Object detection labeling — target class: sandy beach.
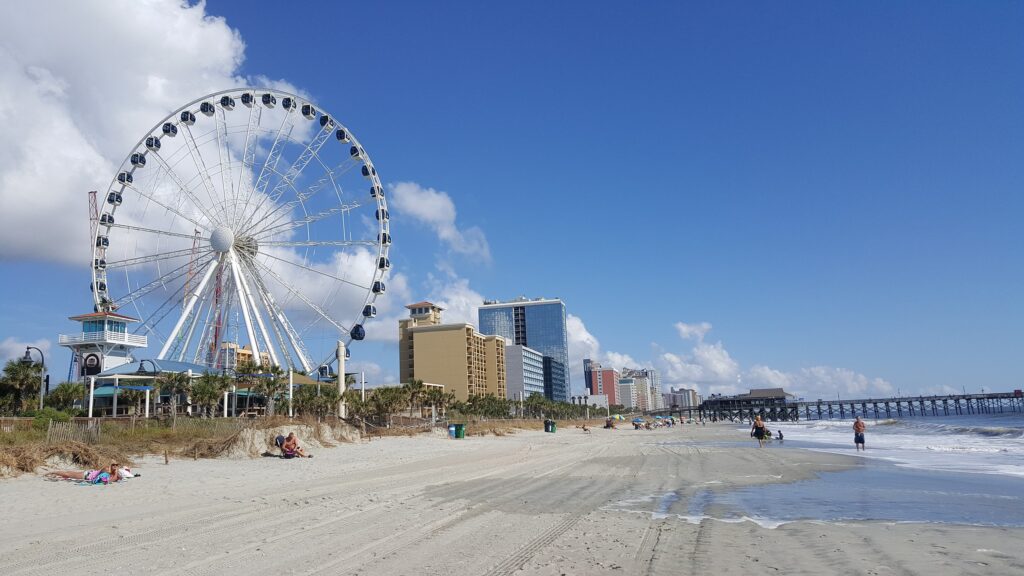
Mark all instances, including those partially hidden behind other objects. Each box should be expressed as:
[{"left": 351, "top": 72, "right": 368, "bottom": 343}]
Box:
[{"left": 1, "top": 423, "right": 1021, "bottom": 576}]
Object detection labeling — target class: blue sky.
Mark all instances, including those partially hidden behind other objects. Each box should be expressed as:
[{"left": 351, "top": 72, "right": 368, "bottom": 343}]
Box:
[{"left": 0, "top": 1, "right": 1021, "bottom": 399}]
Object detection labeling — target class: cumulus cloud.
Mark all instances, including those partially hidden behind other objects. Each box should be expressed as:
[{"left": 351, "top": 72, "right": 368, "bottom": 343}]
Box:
[
  {"left": 745, "top": 364, "right": 894, "bottom": 401},
  {"left": 0, "top": 0, "right": 264, "bottom": 265},
  {"left": 566, "top": 314, "right": 636, "bottom": 395},
  {"left": 345, "top": 359, "right": 398, "bottom": 386},
  {"left": 389, "top": 182, "right": 491, "bottom": 261},
  {"left": 675, "top": 321, "right": 712, "bottom": 342},
  {"left": 0, "top": 337, "right": 52, "bottom": 363},
  {"left": 426, "top": 274, "right": 487, "bottom": 326},
  {"left": 657, "top": 321, "right": 893, "bottom": 401}
]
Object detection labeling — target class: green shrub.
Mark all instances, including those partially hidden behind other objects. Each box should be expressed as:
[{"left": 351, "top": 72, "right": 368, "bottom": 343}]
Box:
[{"left": 29, "top": 407, "right": 72, "bottom": 431}]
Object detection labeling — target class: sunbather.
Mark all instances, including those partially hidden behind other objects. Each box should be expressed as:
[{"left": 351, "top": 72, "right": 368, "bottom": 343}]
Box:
[
  {"left": 277, "top": 432, "right": 311, "bottom": 458},
  {"left": 46, "top": 462, "right": 123, "bottom": 484}
]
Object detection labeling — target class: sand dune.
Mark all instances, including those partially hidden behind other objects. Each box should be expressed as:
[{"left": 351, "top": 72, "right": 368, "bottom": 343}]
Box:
[{"left": 0, "top": 423, "right": 1020, "bottom": 575}]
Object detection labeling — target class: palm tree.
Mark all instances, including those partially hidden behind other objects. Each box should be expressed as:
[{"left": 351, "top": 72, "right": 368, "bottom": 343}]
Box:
[
  {"left": 342, "top": 388, "right": 370, "bottom": 434},
  {"left": 421, "top": 387, "right": 445, "bottom": 421},
  {"left": 255, "top": 365, "right": 287, "bottom": 417},
  {"left": 402, "top": 380, "right": 425, "bottom": 417},
  {"left": 234, "top": 359, "right": 260, "bottom": 414},
  {"left": 45, "top": 381, "right": 85, "bottom": 412},
  {"left": 1, "top": 359, "right": 42, "bottom": 413},
  {"left": 190, "top": 372, "right": 228, "bottom": 417},
  {"left": 369, "top": 387, "right": 406, "bottom": 427},
  {"left": 157, "top": 371, "right": 192, "bottom": 422}
]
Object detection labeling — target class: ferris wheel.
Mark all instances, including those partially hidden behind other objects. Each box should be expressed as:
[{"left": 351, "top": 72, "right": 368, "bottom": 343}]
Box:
[{"left": 91, "top": 88, "right": 391, "bottom": 373}]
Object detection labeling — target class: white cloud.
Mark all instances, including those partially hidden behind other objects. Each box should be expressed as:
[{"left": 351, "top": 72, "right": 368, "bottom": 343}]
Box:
[
  {"left": 656, "top": 340, "right": 740, "bottom": 390},
  {"left": 675, "top": 321, "right": 712, "bottom": 341},
  {"left": 427, "top": 274, "right": 486, "bottom": 326},
  {"left": 0, "top": 0, "right": 255, "bottom": 265},
  {"left": 389, "top": 182, "right": 491, "bottom": 261},
  {"left": 345, "top": 360, "right": 397, "bottom": 386},
  {"left": 745, "top": 365, "right": 894, "bottom": 401},
  {"left": 0, "top": 337, "right": 52, "bottom": 364},
  {"left": 566, "top": 314, "right": 636, "bottom": 395},
  {"left": 657, "top": 321, "right": 893, "bottom": 401}
]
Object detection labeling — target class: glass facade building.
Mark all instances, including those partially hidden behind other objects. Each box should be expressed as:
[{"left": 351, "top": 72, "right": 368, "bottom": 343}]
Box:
[
  {"left": 479, "top": 298, "right": 570, "bottom": 401},
  {"left": 543, "top": 356, "right": 568, "bottom": 403}
]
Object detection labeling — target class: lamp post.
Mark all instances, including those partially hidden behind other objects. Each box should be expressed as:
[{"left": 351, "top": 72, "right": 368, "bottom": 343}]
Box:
[
  {"left": 21, "top": 347, "right": 45, "bottom": 411},
  {"left": 584, "top": 395, "right": 590, "bottom": 420},
  {"left": 135, "top": 359, "right": 159, "bottom": 418}
]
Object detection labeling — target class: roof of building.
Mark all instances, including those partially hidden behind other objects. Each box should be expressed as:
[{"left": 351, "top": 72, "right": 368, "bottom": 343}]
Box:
[
  {"left": 68, "top": 311, "right": 139, "bottom": 322},
  {"left": 479, "top": 297, "right": 564, "bottom": 308},
  {"left": 94, "top": 359, "right": 212, "bottom": 378},
  {"left": 742, "top": 388, "right": 792, "bottom": 399},
  {"left": 406, "top": 301, "right": 442, "bottom": 310}
]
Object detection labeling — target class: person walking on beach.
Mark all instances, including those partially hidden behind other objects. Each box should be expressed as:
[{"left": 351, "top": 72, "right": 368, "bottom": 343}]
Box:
[
  {"left": 853, "top": 417, "right": 866, "bottom": 451},
  {"left": 751, "top": 416, "right": 767, "bottom": 447}
]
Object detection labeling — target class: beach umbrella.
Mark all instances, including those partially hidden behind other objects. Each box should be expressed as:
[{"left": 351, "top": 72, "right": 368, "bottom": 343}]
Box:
[
  {"left": 654, "top": 415, "right": 663, "bottom": 419},
  {"left": 632, "top": 417, "right": 645, "bottom": 423}
]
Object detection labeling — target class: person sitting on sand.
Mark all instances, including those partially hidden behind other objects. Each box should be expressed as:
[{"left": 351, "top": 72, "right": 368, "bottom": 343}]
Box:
[
  {"left": 279, "top": 432, "right": 311, "bottom": 458},
  {"left": 46, "top": 462, "right": 123, "bottom": 484}
]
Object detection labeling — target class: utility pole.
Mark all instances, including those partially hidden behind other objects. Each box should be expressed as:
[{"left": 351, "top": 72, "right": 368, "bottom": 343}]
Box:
[{"left": 337, "top": 340, "right": 347, "bottom": 418}]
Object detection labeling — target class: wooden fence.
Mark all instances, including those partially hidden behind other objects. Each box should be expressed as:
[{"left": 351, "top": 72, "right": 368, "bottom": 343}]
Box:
[
  {"left": 43, "top": 418, "right": 251, "bottom": 444},
  {"left": 46, "top": 420, "right": 102, "bottom": 444},
  {"left": 0, "top": 417, "right": 34, "bottom": 433}
]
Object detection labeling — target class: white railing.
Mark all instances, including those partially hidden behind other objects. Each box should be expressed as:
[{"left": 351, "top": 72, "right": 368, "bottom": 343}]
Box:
[{"left": 58, "top": 331, "right": 148, "bottom": 347}]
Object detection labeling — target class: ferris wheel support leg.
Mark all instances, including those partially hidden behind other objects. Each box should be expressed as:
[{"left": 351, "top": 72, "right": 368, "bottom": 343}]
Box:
[
  {"left": 237, "top": 265, "right": 281, "bottom": 368},
  {"left": 228, "top": 250, "right": 264, "bottom": 366},
  {"left": 159, "top": 259, "right": 220, "bottom": 360}
]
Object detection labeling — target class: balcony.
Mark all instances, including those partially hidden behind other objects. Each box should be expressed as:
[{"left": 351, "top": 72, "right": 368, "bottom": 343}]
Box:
[{"left": 58, "top": 331, "right": 148, "bottom": 348}]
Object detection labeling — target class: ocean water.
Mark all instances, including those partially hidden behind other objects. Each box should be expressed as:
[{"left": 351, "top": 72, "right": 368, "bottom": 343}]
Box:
[
  {"left": 623, "top": 414, "right": 1024, "bottom": 527},
  {"left": 762, "top": 413, "right": 1024, "bottom": 478}
]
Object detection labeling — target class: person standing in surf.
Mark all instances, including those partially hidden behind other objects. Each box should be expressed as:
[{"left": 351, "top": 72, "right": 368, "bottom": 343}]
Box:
[
  {"left": 853, "top": 417, "right": 866, "bottom": 451},
  {"left": 751, "top": 415, "right": 767, "bottom": 447}
]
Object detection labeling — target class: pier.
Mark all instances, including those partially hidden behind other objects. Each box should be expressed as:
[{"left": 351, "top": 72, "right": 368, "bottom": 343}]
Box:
[{"left": 652, "top": 391, "right": 1024, "bottom": 422}]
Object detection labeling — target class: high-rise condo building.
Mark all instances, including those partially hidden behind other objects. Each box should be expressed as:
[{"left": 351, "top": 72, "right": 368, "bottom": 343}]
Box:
[
  {"left": 621, "top": 367, "right": 662, "bottom": 411},
  {"left": 398, "top": 301, "right": 506, "bottom": 401},
  {"left": 479, "top": 297, "right": 570, "bottom": 401},
  {"left": 583, "top": 359, "right": 620, "bottom": 406},
  {"left": 542, "top": 356, "right": 568, "bottom": 402},
  {"left": 662, "top": 387, "right": 701, "bottom": 408},
  {"left": 505, "top": 344, "right": 545, "bottom": 400},
  {"left": 617, "top": 378, "right": 638, "bottom": 409}
]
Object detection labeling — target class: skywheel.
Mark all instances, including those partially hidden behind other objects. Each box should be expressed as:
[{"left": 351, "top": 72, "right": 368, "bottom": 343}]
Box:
[{"left": 90, "top": 89, "right": 391, "bottom": 373}]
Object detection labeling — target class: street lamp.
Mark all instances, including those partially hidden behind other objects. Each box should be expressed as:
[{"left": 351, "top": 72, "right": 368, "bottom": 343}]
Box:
[
  {"left": 135, "top": 359, "right": 158, "bottom": 375},
  {"left": 21, "top": 347, "right": 45, "bottom": 410}
]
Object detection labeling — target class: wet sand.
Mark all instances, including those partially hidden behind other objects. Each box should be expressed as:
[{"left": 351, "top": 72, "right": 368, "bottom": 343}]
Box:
[{"left": 1, "top": 423, "right": 1021, "bottom": 575}]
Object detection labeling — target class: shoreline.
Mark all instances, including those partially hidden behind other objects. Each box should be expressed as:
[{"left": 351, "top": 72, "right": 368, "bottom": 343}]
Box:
[{"left": 2, "top": 422, "right": 1021, "bottom": 575}]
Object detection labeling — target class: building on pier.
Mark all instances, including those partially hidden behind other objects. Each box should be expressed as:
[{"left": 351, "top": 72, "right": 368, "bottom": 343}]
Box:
[{"left": 700, "top": 388, "right": 797, "bottom": 421}]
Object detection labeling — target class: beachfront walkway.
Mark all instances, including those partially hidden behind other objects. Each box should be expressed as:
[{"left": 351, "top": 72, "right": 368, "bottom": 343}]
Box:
[{"left": 1, "top": 424, "right": 1019, "bottom": 575}]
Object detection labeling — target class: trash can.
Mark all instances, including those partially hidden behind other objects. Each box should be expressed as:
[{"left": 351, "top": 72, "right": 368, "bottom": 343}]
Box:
[
  {"left": 454, "top": 423, "right": 466, "bottom": 439},
  {"left": 448, "top": 424, "right": 457, "bottom": 438},
  {"left": 550, "top": 421, "right": 557, "bottom": 433},
  {"left": 543, "top": 420, "right": 551, "bottom": 433}
]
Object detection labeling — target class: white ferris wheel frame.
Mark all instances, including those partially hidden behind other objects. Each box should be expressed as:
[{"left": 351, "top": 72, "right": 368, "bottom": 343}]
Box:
[{"left": 90, "top": 88, "right": 391, "bottom": 374}]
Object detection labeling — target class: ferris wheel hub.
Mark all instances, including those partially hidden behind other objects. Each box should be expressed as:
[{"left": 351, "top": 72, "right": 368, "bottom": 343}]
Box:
[{"left": 210, "top": 226, "right": 235, "bottom": 253}]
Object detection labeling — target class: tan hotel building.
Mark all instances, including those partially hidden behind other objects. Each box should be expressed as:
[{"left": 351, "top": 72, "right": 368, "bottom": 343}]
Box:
[{"left": 399, "top": 302, "right": 506, "bottom": 401}]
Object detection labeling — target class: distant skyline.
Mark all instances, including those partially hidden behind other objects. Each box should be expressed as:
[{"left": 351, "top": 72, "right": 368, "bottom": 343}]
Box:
[{"left": 0, "top": 1, "right": 1021, "bottom": 400}]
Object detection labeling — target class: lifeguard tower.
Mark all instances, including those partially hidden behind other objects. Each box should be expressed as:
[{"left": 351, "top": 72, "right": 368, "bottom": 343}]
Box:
[{"left": 58, "top": 311, "right": 148, "bottom": 381}]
